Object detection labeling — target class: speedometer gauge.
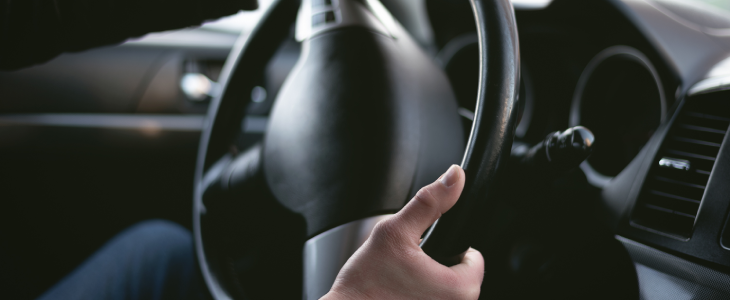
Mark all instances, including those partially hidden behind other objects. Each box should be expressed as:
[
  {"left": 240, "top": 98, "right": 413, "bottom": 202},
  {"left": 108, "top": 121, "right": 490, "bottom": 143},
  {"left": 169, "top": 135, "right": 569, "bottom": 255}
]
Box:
[
  {"left": 437, "top": 33, "right": 534, "bottom": 140},
  {"left": 571, "top": 46, "right": 666, "bottom": 186}
]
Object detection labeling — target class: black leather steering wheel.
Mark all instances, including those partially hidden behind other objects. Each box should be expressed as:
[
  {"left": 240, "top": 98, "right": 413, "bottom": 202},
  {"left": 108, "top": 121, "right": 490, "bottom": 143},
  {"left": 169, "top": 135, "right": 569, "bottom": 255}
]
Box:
[{"left": 193, "top": 0, "right": 519, "bottom": 298}]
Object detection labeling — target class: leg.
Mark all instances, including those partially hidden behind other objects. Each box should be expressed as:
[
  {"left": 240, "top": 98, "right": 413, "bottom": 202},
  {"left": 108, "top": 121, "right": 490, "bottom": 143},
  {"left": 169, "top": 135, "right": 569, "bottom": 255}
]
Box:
[{"left": 37, "top": 220, "right": 209, "bottom": 300}]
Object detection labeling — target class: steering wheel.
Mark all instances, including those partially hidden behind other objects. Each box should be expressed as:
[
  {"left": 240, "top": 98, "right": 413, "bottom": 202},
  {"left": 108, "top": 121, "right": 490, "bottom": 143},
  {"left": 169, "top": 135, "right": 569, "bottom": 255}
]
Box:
[{"left": 193, "top": 0, "right": 519, "bottom": 299}]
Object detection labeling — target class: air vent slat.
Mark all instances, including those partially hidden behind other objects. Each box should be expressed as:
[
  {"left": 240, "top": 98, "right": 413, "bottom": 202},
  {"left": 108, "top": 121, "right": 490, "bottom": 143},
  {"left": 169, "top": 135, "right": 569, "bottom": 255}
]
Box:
[
  {"left": 665, "top": 140, "right": 720, "bottom": 158},
  {"left": 644, "top": 203, "right": 672, "bottom": 213},
  {"left": 634, "top": 204, "right": 695, "bottom": 238},
  {"left": 664, "top": 149, "right": 716, "bottom": 161},
  {"left": 673, "top": 211, "right": 697, "bottom": 218},
  {"left": 648, "top": 190, "right": 701, "bottom": 204},
  {"left": 654, "top": 171, "right": 708, "bottom": 188},
  {"left": 674, "top": 127, "right": 725, "bottom": 144},
  {"left": 653, "top": 176, "right": 706, "bottom": 189},
  {"left": 643, "top": 193, "right": 699, "bottom": 217},
  {"left": 685, "top": 111, "right": 730, "bottom": 122},
  {"left": 677, "top": 124, "right": 727, "bottom": 134},
  {"left": 648, "top": 178, "right": 705, "bottom": 200},
  {"left": 678, "top": 115, "right": 730, "bottom": 131},
  {"left": 632, "top": 93, "right": 729, "bottom": 239},
  {"left": 671, "top": 136, "right": 722, "bottom": 147}
]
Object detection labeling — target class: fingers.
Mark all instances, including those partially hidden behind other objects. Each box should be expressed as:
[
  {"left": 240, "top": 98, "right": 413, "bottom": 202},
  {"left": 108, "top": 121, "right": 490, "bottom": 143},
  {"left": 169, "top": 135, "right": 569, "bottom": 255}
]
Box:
[
  {"left": 451, "top": 248, "right": 484, "bottom": 278},
  {"left": 450, "top": 248, "right": 485, "bottom": 299},
  {"left": 389, "top": 165, "right": 465, "bottom": 241}
]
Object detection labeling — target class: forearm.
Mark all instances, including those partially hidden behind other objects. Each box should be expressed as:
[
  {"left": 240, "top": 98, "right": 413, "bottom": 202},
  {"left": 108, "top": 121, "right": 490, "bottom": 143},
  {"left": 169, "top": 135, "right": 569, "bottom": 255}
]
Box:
[{"left": 0, "top": 0, "right": 257, "bottom": 70}]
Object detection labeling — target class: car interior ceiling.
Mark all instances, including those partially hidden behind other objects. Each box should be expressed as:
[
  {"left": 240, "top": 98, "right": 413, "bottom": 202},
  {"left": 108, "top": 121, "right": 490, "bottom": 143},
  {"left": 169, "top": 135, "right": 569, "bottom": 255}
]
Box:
[{"left": 2, "top": 0, "right": 730, "bottom": 299}]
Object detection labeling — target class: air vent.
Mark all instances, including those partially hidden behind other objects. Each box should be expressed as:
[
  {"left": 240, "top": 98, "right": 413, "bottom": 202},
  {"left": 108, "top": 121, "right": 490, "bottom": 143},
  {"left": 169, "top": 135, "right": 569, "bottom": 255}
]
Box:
[{"left": 632, "top": 92, "right": 730, "bottom": 239}]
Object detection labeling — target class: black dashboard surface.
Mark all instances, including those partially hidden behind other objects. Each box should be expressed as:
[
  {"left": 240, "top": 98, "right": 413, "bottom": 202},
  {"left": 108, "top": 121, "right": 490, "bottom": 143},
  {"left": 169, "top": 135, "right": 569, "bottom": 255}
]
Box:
[{"left": 429, "top": 0, "right": 730, "bottom": 298}]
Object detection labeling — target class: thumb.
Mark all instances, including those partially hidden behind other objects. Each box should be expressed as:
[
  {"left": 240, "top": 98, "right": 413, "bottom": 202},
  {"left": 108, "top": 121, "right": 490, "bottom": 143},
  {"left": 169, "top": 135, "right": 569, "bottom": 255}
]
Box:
[{"left": 388, "top": 165, "right": 465, "bottom": 242}]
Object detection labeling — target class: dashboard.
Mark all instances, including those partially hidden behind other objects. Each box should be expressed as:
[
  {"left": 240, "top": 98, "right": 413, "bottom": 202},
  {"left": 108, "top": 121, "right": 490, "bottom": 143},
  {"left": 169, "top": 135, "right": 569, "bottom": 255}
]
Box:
[
  {"left": 2, "top": 0, "right": 730, "bottom": 299},
  {"left": 403, "top": 0, "right": 730, "bottom": 298},
  {"left": 512, "top": 0, "right": 730, "bottom": 298}
]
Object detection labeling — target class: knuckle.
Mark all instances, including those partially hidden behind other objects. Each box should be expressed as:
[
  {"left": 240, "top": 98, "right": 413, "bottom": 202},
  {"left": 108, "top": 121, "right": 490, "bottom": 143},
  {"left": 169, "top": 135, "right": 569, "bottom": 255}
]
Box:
[
  {"left": 370, "top": 219, "right": 403, "bottom": 246},
  {"left": 413, "top": 186, "right": 439, "bottom": 212},
  {"left": 371, "top": 219, "right": 392, "bottom": 236}
]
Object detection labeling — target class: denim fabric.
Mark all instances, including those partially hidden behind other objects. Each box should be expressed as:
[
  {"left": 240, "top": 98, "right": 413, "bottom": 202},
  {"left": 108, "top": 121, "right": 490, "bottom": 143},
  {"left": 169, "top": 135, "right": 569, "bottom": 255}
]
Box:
[{"left": 37, "top": 220, "right": 209, "bottom": 300}]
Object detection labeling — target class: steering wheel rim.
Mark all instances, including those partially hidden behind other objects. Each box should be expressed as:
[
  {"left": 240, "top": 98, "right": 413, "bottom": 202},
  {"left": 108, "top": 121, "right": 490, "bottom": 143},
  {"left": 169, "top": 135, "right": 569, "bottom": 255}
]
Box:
[
  {"left": 420, "top": 0, "right": 520, "bottom": 264},
  {"left": 194, "top": 0, "right": 520, "bottom": 298},
  {"left": 193, "top": 2, "right": 301, "bottom": 299}
]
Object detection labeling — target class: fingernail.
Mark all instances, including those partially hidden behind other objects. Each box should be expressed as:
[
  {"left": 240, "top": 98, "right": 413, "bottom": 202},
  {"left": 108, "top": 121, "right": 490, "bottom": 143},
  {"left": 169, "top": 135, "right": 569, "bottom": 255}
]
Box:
[{"left": 440, "top": 165, "right": 460, "bottom": 187}]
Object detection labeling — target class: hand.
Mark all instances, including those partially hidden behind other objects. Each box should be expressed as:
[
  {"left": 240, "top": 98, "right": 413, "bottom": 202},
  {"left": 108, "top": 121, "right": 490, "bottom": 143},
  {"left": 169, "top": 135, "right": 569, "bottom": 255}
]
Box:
[{"left": 321, "top": 165, "right": 484, "bottom": 300}]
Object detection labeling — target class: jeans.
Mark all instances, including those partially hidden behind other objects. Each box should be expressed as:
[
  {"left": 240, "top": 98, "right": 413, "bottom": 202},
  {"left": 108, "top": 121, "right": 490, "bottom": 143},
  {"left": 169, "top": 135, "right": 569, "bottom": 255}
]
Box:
[{"left": 37, "top": 220, "right": 209, "bottom": 300}]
